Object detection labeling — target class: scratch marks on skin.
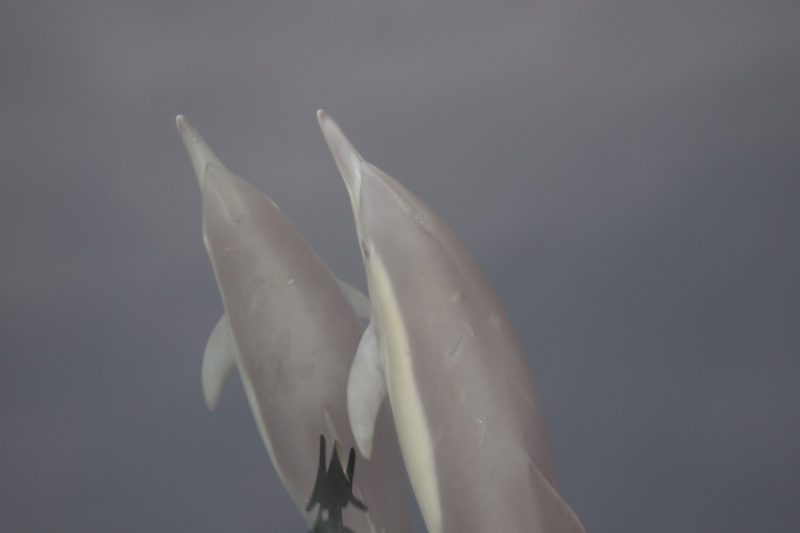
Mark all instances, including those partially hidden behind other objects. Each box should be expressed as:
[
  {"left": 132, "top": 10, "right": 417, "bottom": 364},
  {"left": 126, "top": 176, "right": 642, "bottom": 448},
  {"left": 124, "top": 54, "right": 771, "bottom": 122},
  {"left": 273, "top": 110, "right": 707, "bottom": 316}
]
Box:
[
  {"left": 410, "top": 208, "right": 431, "bottom": 232},
  {"left": 444, "top": 321, "right": 475, "bottom": 361},
  {"left": 446, "top": 334, "right": 464, "bottom": 359}
]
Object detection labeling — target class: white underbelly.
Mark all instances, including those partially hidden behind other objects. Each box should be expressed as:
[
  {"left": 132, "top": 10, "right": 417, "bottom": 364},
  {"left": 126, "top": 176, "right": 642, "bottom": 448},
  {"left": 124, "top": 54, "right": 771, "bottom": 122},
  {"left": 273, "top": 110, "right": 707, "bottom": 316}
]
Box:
[{"left": 370, "top": 254, "right": 443, "bottom": 533}]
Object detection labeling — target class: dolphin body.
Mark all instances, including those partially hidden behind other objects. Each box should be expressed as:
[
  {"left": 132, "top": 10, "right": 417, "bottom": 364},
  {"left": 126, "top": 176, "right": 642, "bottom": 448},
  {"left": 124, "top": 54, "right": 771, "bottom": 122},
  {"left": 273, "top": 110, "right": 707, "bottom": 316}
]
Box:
[
  {"left": 317, "top": 111, "right": 586, "bottom": 533},
  {"left": 176, "top": 116, "right": 409, "bottom": 532}
]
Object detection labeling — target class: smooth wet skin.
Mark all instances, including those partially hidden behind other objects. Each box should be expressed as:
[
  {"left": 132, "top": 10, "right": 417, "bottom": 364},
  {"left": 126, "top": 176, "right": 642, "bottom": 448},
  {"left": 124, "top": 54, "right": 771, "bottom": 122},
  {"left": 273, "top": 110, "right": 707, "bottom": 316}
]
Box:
[
  {"left": 318, "top": 110, "right": 586, "bottom": 533},
  {"left": 177, "top": 116, "right": 409, "bottom": 532}
]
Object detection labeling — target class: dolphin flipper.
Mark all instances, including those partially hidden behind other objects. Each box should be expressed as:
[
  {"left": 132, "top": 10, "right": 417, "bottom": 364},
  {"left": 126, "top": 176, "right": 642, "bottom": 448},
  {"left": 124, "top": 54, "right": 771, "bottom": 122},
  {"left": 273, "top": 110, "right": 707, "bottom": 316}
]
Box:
[
  {"left": 346, "top": 320, "right": 386, "bottom": 459},
  {"left": 336, "top": 279, "right": 371, "bottom": 323},
  {"left": 202, "top": 314, "right": 237, "bottom": 411}
]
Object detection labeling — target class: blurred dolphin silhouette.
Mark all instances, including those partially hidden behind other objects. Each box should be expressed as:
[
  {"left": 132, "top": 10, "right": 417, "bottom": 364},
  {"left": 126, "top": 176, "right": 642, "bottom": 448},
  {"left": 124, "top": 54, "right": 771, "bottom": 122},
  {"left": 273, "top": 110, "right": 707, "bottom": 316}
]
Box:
[
  {"left": 176, "top": 115, "right": 408, "bottom": 532},
  {"left": 317, "top": 110, "right": 585, "bottom": 533}
]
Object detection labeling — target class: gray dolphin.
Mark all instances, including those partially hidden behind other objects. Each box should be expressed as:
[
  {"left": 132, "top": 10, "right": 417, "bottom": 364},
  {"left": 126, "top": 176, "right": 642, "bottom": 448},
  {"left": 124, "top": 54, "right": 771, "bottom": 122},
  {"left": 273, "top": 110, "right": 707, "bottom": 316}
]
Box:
[
  {"left": 176, "top": 116, "right": 409, "bottom": 532},
  {"left": 317, "top": 110, "right": 586, "bottom": 533}
]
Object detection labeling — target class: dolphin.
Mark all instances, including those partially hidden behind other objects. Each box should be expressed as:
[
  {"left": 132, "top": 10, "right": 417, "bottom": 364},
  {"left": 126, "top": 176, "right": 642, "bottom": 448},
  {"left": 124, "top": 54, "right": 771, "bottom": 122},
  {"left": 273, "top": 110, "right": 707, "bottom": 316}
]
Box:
[
  {"left": 176, "top": 115, "right": 409, "bottom": 532},
  {"left": 317, "top": 110, "right": 586, "bottom": 533}
]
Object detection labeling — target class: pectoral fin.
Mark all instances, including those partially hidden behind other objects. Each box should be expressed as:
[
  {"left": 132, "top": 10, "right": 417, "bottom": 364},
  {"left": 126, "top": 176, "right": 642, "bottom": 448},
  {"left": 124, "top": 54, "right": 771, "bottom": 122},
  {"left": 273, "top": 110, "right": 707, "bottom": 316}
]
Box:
[
  {"left": 202, "top": 314, "right": 237, "bottom": 411},
  {"left": 336, "top": 278, "right": 371, "bottom": 323},
  {"left": 347, "top": 319, "right": 386, "bottom": 459}
]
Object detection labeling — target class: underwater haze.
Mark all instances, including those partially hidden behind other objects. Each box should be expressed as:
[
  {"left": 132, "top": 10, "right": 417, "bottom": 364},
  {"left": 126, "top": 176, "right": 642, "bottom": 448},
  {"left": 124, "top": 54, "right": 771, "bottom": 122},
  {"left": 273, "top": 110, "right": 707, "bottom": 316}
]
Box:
[{"left": 1, "top": 1, "right": 799, "bottom": 531}]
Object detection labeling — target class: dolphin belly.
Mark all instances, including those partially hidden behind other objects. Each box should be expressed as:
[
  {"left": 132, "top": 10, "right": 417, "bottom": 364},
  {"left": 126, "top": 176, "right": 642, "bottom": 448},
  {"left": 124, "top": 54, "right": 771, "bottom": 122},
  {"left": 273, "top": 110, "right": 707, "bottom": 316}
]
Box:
[{"left": 370, "top": 253, "right": 443, "bottom": 533}]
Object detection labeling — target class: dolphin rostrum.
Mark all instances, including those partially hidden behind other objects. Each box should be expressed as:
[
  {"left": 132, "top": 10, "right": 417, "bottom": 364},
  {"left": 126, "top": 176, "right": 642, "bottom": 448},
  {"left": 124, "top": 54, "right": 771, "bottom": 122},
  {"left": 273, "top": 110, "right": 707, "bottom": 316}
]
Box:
[
  {"left": 317, "top": 110, "right": 586, "bottom": 533},
  {"left": 176, "top": 115, "right": 409, "bottom": 532}
]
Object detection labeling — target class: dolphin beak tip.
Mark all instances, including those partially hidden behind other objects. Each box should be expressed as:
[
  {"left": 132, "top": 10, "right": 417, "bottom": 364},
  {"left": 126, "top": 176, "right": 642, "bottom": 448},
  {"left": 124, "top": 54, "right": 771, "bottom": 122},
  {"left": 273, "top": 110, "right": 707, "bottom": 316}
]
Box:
[
  {"left": 316, "top": 109, "right": 343, "bottom": 148},
  {"left": 175, "top": 114, "right": 192, "bottom": 140},
  {"left": 315, "top": 110, "right": 364, "bottom": 197}
]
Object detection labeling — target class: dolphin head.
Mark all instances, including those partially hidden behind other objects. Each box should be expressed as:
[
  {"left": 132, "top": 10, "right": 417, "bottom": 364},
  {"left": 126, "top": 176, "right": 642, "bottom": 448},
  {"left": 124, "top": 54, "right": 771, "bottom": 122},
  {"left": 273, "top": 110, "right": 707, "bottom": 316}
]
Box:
[
  {"left": 316, "top": 110, "right": 443, "bottom": 278},
  {"left": 315, "top": 110, "right": 364, "bottom": 217},
  {"left": 177, "top": 114, "right": 283, "bottom": 225},
  {"left": 176, "top": 115, "right": 224, "bottom": 190}
]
